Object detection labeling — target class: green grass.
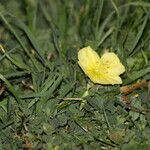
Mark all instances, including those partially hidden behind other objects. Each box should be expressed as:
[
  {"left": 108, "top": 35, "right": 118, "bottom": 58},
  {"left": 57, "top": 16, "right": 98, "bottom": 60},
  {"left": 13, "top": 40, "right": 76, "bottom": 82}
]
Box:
[{"left": 0, "top": 0, "right": 150, "bottom": 149}]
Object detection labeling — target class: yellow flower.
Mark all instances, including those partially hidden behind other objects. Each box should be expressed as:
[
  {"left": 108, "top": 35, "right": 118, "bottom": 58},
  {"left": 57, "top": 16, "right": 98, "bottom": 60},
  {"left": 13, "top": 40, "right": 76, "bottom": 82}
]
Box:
[{"left": 78, "top": 46, "right": 125, "bottom": 85}]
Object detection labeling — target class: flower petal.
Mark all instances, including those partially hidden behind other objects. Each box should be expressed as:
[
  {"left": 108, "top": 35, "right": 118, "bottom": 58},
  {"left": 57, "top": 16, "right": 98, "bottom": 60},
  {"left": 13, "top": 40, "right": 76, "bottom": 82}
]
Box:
[
  {"left": 100, "top": 52, "right": 125, "bottom": 75},
  {"left": 78, "top": 46, "right": 101, "bottom": 77},
  {"left": 78, "top": 46, "right": 101, "bottom": 69}
]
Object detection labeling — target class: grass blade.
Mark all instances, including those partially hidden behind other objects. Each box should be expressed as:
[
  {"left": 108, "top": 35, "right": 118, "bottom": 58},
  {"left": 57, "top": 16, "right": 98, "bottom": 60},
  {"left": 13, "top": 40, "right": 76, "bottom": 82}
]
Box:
[
  {"left": 129, "top": 14, "right": 148, "bottom": 55},
  {"left": 0, "top": 13, "right": 40, "bottom": 71},
  {"left": 123, "top": 67, "right": 150, "bottom": 84},
  {"left": 0, "top": 74, "right": 21, "bottom": 104}
]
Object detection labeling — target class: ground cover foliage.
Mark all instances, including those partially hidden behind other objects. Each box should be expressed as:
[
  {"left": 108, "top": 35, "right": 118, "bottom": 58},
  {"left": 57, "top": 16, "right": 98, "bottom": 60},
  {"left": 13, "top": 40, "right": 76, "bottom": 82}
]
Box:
[{"left": 0, "top": 0, "right": 150, "bottom": 149}]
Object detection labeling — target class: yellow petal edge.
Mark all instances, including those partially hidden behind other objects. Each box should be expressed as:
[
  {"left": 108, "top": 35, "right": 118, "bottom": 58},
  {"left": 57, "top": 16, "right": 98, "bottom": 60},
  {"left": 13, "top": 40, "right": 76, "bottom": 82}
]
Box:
[{"left": 78, "top": 46, "right": 125, "bottom": 85}]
